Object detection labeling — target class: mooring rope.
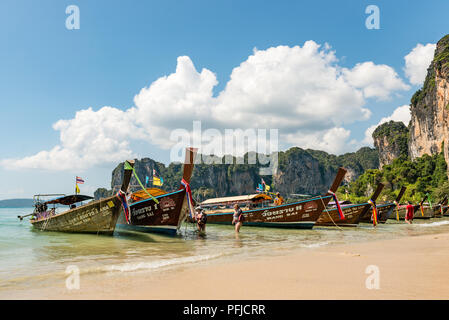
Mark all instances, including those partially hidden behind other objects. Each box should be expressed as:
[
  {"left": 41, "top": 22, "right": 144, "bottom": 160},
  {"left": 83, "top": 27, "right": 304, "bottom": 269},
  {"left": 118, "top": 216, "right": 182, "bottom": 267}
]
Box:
[{"left": 319, "top": 196, "right": 343, "bottom": 231}]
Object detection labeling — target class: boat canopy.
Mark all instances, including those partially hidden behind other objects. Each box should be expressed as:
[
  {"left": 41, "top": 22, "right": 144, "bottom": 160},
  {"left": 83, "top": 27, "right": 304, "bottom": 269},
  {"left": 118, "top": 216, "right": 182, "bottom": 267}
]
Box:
[
  {"left": 201, "top": 194, "right": 272, "bottom": 207},
  {"left": 328, "top": 200, "right": 352, "bottom": 206},
  {"left": 44, "top": 194, "right": 93, "bottom": 205},
  {"left": 130, "top": 188, "right": 168, "bottom": 202}
]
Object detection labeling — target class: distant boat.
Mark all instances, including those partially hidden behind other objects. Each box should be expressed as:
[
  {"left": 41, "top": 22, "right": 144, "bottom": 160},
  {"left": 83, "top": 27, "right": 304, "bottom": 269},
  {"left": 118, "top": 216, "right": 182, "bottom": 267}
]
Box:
[
  {"left": 359, "top": 186, "right": 407, "bottom": 224},
  {"left": 316, "top": 183, "right": 386, "bottom": 227},
  {"left": 199, "top": 168, "right": 347, "bottom": 229},
  {"left": 116, "top": 147, "right": 197, "bottom": 236},
  {"left": 388, "top": 195, "right": 439, "bottom": 221},
  {"left": 21, "top": 161, "right": 135, "bottom": 234}
]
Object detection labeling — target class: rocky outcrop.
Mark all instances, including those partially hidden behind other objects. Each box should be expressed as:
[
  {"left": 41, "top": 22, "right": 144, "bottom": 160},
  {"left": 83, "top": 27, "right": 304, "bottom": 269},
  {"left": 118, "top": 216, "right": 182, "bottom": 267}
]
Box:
[
  {"left": 372, "top": 120, "right": 409, "bottom": 168},
  {"left": 409, "top": 35, "right": 449, "bottom": 170},
  {"left": 96, "top": 147, "right": 379, "bottom": 201}
]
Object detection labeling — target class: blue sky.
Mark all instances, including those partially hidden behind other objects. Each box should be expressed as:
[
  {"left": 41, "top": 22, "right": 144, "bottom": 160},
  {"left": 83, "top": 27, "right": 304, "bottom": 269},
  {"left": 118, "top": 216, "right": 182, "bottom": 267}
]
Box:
[{"left": 0, "top": 0, "right": 448, "bottom": 199}]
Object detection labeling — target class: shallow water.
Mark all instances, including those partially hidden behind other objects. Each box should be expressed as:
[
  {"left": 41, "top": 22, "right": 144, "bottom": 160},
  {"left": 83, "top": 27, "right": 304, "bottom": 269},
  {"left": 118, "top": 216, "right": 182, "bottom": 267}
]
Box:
[{"left": 2, "top": 207, "right": 449, "bottom": 293}]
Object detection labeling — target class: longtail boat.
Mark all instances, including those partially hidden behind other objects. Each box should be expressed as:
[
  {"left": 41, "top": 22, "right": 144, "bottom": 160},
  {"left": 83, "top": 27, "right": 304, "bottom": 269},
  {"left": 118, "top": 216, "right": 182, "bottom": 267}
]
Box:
[
  {"left": 416, "top": 198, "right": 435, "bottom": 219},
  {"left": 432, "top": 196, "right": 447, "bottom": 218},
  {"left": 116, "top": 147, "right": 197, "bottom": 236},
  {"left": 360, "top": 186, "right": 406, "bottom": 224},
  {"left": 200, "top": 168, "right": 347, "bottom": 229},
  {"left": 316, "top": 183, "right": 384, "bottom": 227},
  {"left": 21, "top": 161, "right": 135, "bottom": 234},
  {"left": 441, "top": 197, "right": 449, "bottom": 216},
  {"left": 392, "top": 197, "right": 433, "bottom": 220}
]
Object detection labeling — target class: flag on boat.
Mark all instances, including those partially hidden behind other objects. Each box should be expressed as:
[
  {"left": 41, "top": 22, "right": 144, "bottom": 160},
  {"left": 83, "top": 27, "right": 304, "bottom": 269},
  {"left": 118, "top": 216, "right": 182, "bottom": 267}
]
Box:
[
  {"left": 75, "top": 184, "right": 80, "bottom": 194},
  {"left": 76, "top": 176, "right": 85, "bottom": 184},
  {"left": 256, "top": 184, "right": 263, "bottom": 192},
  {"left": 153, "top": 169, "right": 164, "bottom": 186},
  {"left": 264, "top": 184, "right": 271, "bottom": 192}
]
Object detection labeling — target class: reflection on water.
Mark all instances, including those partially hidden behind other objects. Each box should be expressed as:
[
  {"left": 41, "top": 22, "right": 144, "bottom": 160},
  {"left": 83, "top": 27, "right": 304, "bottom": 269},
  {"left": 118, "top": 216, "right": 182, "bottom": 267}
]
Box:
[{"left": 2, "top": 208, "right": 449, "bottom": 292}]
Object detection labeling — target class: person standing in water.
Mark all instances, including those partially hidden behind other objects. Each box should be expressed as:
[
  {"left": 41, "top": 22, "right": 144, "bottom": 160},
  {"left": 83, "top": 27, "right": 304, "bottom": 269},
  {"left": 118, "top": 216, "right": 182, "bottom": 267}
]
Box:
[
  {"left": 232, "top": 204, "right": 244, "bottom": 233},
  {"left": 405, "top": 201, "right": 414, "bottom": 224},
  {"left": 195, "top": 207, "right": 207, "bottom": 233}
]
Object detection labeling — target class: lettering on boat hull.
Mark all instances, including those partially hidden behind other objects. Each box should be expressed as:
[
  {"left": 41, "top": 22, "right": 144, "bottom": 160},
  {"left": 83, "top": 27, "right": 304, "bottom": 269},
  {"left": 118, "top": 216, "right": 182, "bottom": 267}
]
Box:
[{"left": 31, "top": 197, "right": 122, "bottom": 234}]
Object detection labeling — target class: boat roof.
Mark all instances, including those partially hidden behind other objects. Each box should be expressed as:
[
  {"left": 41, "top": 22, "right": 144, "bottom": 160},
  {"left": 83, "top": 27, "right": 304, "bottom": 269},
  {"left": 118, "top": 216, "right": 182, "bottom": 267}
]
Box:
[
  {"left": 201, "top": 194, "right": 272, "bottom": 206},
  {"left": 329, "top": 200, "right": 352, "bottom": 205},
  {"left": 130, "top": 188, "right": 168, "bottom": 201},
  {"left": 44, "top": 194, "right": 93, "bottom": 205}
]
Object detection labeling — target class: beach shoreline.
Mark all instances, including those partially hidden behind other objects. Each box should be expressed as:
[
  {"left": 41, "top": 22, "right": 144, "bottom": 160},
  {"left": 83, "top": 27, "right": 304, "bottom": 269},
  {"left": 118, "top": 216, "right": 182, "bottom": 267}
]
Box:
[{"left": 5, "top": 230, "right": 449, "bottom": 300}]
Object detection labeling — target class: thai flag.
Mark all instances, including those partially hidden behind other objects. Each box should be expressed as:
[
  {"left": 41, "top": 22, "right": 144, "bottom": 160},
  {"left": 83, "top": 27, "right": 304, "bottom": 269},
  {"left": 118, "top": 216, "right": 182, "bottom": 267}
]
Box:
[{"left": 76, "top": 177, "right": 85, "bottom": 184}]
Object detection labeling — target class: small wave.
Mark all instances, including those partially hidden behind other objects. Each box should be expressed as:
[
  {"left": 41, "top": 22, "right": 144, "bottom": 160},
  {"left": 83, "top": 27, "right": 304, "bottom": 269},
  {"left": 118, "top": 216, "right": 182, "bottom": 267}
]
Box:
[
  {"left": 104, "top": 253, "right": 224, "bottom": 273},
  {"left": 301, "top": 241, "right": 329, "bottom": 248},
  {"left": 415, "top": 221, "right": 449, "bottom": 228}
]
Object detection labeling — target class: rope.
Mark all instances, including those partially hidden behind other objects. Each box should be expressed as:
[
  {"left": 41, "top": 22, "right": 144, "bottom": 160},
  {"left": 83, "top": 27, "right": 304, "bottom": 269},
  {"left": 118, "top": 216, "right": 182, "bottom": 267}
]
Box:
[{"left": 318, "top": 196, "right": 343, "bottom": 231}]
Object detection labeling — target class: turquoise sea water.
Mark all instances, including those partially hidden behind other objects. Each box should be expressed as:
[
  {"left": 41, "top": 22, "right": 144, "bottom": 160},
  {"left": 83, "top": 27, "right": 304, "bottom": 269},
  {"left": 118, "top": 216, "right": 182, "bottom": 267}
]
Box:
[{"left": 2, "top": 207, "right": 449, "bottom": 295}]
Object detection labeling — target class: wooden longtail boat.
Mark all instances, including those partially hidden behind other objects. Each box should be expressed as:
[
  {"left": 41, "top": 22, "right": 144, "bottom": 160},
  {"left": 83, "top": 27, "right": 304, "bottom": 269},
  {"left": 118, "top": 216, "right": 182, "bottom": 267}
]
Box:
[
  {"left": 432, "top": 196, "right": 447, "bottom": 218},
  {"left": 391, "top": 197, "right": 434, "bottom": 220},
  {"left": 315, "top": 183, "right": 385, "bottom": 227},
  {"left": 116, "top": 147, "right": 197, "bottom": 236},
  {"left": 24, "top": 161, "right": 135, "bottom": 234},
  {"left": 201, "top": 168, "right": 347, "bottom": 229},
  {"left": 443, "top": 204, "right": 449, "bottom": 217},
  {"left": 416, "top": 199, "right": 435, "bottom": 219},
  {"left": 440, "top": 197, "right": 449, "bottom": 216},
  {"left": 392, "top": 204, "right": 425, "bottom": 220},
  {"left": 360, "top": 186, "right": 407, "bottom": 224}
]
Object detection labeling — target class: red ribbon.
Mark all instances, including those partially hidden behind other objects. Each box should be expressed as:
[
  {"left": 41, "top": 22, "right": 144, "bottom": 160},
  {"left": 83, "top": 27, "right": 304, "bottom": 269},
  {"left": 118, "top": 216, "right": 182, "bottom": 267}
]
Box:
[
  {"left": 328, "top": 190, "right": 345, "bottom": 220},
  {"left": 181, "top": 178, "right": 195, "bottom": 219}
]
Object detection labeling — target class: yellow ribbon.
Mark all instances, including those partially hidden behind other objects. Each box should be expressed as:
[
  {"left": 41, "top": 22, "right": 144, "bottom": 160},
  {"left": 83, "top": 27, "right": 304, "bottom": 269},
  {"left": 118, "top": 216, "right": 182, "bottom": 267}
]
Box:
[{"left": 394, "top": 201, "right": 399, "bottom": 221}]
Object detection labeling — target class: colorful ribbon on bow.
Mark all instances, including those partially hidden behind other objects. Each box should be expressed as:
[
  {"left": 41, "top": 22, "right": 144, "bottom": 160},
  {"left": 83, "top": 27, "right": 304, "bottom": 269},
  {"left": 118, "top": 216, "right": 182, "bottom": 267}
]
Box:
[
  {"left": 368, "top": 199, "right": 378, "bottom": 226},
  {"left": 394, "top": 200, "right": 399, "bottom": 221},
  {"left": 116, "top": 190, "right": 131, "bottom": 224},
  {"left": 124, "top": 161, "right": 159, "bottom": 204},
  {"left": 420, "top": 203, "right": 425, "bottom": 217},
  {"left": 328, "top": 190, "right": 344, "bottom": 220},
  {"left": 181, "top": 178, "right": 195, "bottom": 219}
]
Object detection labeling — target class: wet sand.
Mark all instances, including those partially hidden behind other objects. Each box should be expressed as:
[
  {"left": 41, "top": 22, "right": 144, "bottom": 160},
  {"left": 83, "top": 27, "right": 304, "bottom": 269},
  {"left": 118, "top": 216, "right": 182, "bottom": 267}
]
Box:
[{"left": 10, "top": 231, "right": 449, "bottom": 300}]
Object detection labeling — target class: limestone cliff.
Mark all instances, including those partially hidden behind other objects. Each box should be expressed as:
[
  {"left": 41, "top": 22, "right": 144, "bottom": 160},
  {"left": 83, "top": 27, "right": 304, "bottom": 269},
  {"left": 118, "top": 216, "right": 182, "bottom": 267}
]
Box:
[
  {"left": 95, "top": 147, "right": 379, "bottom": 201},
  {"left": 409, "top": 35, "right": 449, "bottom": 168},
  {"left": 372, "top": 120, "right": 409, "bottom": 168}
]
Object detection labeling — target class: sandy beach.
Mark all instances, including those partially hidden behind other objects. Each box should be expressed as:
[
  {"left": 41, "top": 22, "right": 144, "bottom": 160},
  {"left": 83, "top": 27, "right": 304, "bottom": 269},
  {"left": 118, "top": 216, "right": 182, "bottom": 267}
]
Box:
[{"left": 8, "top": 230, "right": 448, "bottom": 300}]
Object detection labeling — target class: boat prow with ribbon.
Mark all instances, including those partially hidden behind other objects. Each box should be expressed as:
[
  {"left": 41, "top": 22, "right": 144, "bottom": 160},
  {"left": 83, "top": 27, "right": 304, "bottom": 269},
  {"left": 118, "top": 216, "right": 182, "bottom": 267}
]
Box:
[
  {"left": 21, "top": 161, "right": 135, "bottom": 235},
  {"left": 201, "top": 168, "right": 347, "bottom": 229},
  {"left": 116, "top": 147, "right": 198, "bottom": 236},
  {"left": 359, "top": 186, "right": 407, "bottom": 224},
  {"left": 316, "top": 182, "right": 385, "bottom": 227}
]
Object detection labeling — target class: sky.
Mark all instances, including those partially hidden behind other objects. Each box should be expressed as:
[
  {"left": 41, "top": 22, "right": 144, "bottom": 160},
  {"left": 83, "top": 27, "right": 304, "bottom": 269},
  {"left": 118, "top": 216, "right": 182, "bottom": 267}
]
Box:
[{"left": 0, "top": 0, "right": 448, "bottom": 199}]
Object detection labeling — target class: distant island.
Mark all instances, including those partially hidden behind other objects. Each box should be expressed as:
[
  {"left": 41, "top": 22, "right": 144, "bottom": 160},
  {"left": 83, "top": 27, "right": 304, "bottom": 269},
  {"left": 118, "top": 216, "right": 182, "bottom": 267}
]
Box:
[{"left": 0, "top": 199, "right": 34, "bottom": 208}]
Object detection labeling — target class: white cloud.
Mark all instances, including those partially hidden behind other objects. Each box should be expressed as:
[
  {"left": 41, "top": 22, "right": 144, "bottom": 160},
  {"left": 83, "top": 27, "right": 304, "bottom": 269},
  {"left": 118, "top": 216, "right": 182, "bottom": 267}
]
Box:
[
  {"left": 3, "top": 107, "right": 146, "bottom": 171},
  {"left": 343, "top": 62, "right": 410, "bottom": 100},
  {"left": 363, "top": 105, "right": 411, "bottom": 145},
  {"left": 404, "top": 43, "right": 436, "bottom": 85},
  {"left": 3, "top": 41, "right": 413, "bottom": 170}
]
